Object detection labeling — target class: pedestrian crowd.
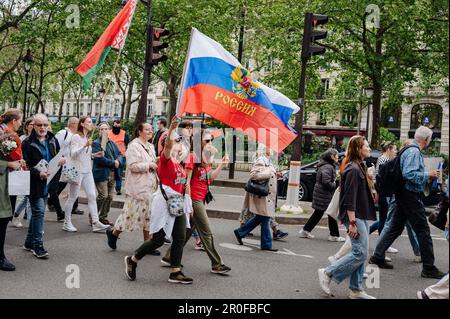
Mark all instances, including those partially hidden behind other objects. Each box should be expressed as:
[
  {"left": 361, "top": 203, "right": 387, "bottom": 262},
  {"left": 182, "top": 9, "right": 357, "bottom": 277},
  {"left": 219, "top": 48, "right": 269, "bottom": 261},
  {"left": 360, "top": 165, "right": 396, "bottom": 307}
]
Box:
[{"left": 0, "top": 109, "right": 448, "bottom": 298}]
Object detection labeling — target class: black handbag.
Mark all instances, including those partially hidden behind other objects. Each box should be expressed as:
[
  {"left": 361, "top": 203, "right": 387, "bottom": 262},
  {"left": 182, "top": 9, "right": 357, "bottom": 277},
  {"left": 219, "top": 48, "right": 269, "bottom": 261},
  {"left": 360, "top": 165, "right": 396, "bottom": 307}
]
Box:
[
  {"left": 428, "top": 194, "right": 449, "bottom": 231},
  {"left": 245, "top": 179, "right": 270, "bottom": 197}
]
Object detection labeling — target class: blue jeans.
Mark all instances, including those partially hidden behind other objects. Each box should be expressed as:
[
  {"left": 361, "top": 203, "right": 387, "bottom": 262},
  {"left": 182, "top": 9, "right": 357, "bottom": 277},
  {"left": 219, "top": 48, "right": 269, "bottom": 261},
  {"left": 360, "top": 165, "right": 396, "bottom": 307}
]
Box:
[
  {"left": 325, "top": 219, "right": 369, "bottom": 291},
  {"left": 369, "top": 195, "right": 389, "bottom": 234},
  {"left": 14, "top": 196, "right": 31, "bottom": 220},
  {"left": 115, "top": 157, "right": 126, "bottom": 192},
  {"left": 374, "top": 196, "right": 421, "bottom": 258},
  {"left": 236, "top": 215, "right": 272, "bottom": 249},
  {"left": 25, "top": 196, "right": 48, "bottom": 248}
]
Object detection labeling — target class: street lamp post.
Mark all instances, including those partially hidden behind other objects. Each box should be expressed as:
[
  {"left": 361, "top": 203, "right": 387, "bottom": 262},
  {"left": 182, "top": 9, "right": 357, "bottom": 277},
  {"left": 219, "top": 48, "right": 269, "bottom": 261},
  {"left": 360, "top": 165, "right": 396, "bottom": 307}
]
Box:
[
  {"left": 364, "top": 87, "right": 373, "bottom": 140},
  {"left": 22, "top": 49, "right": 33, "bottom": 117},
  {"left": 96, "top": 84, "right": 106, "bottom": 125}
]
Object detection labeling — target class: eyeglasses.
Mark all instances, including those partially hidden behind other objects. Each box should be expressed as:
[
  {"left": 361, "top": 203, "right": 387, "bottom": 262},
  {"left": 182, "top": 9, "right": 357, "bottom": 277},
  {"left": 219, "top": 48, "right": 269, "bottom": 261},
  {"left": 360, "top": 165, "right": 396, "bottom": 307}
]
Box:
[
  {"left": 204, "top": 139, "right": 213, "bottom": 144},
  {"left": 35, "top": 123, "right": 49, "bottom": 128}
]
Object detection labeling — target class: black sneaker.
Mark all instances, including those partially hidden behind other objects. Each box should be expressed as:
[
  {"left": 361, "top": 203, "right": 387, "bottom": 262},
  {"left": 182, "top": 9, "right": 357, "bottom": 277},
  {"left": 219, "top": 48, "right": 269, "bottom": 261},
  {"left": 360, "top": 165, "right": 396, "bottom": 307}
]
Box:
[
  {"left": 72, "top": 209, "right": 84, "bottom": 215},
  {"left": 106, "top": 228, "right": 118, "bottom": 250},
  {"left": 233, "top": 229, "right": 243, "bottom": 245},
  {"left": 369, "top": 256, "right": 393, "bottom": 269},
  {"left": 421, "top": 268, "right": 445, "bottom": 279},
  {"left": 168, "top": 271, "right": 193, "bottom": 284},
  {"left": 211, "top": 264, "right": 231, "bottom": 275},
  {"left": 164, "top": 238, "right": 171, "bottom": 244},
  {"left": 149, "top": 250, "right": 161, "bottom": 256},
  {"left": 57, "top": 212, "right": 65, "bottom": 222},
  {"left": 23, "top": 242, "right": 33, "bottom": 252},
  {"left": 124, "top": 256, "right": 137, "bottom": 281},
  {"left": 0, "top": 258, "right": 16, "bottom": 271},
  {"left": 32, "top": 246, "right": 49, "bottom": 259},
  {"left": 273, "top": 230, "right": 289, "bottom": 241}
]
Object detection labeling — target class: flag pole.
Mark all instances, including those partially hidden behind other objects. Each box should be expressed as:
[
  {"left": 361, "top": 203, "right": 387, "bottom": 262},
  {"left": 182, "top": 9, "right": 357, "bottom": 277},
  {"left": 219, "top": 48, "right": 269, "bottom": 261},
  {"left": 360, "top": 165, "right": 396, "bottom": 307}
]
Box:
[{"left": 176, "top": 27, "right": 195, "bottom": 118}]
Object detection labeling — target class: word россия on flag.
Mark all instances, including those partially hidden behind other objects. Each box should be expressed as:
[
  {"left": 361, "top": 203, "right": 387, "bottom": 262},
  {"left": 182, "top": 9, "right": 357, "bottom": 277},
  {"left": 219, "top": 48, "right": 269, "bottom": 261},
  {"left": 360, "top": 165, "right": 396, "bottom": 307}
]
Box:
[
  {"left": 75, "top": 0, "right": 138, "bottom": 92},
  {"left": 176, "top": 28, "right": 299, "bottom": 152}
]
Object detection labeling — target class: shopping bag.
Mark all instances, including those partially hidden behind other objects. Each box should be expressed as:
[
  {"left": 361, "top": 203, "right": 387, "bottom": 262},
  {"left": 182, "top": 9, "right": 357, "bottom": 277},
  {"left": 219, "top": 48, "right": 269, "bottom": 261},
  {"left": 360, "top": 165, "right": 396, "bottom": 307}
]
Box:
[
  {"left": 8, "top": 170, "right": 30, "bottom": 196},
  {"left": 325, "top": 187, "right": 340, "bottom": 221},
  {"left": 60, "top": 159, "right": 81, "bottom": 185}
]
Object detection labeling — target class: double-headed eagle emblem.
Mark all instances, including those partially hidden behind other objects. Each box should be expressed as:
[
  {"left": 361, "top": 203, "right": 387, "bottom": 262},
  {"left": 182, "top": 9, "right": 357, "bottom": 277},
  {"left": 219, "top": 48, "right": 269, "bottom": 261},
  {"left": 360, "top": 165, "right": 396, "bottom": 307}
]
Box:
[{"left": 231, "top": 66, "right": 260, "bottom": 99}]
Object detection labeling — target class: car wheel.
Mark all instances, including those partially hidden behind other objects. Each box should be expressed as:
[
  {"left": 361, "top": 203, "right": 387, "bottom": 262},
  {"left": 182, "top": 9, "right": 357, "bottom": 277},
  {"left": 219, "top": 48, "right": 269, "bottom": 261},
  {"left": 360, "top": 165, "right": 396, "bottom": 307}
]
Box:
[{"left": 298, "top": 182, "right": 309, "bottom": 202}]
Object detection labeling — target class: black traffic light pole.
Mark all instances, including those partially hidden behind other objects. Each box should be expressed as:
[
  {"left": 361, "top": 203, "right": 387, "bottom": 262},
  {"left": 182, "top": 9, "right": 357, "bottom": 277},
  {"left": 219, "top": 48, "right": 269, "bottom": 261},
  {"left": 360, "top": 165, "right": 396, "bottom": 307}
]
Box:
[
  {"left": 291, "top": 58, "right": 308, "bottom": 162},
  {"left": 135, "top": 0, "right": 153, "bottom": 126}
]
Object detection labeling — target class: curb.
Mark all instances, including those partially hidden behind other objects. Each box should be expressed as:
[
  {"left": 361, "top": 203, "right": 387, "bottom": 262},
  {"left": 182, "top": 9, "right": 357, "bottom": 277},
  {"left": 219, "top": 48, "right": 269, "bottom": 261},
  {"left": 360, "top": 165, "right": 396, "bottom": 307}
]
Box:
[
  {"left": 79, "top": 197, "right": 326, "bottom": 226},
  {"left": 212, "top": 180, "right": 246, "bottom": 188}
]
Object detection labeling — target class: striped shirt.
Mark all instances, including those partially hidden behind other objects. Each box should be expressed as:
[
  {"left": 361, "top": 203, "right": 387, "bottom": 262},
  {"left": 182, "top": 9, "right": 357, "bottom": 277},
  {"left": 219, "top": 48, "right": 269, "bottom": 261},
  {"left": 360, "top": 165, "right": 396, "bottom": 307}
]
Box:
[{"left": 375, "top": 154, "right": 389, "bottom": 175}]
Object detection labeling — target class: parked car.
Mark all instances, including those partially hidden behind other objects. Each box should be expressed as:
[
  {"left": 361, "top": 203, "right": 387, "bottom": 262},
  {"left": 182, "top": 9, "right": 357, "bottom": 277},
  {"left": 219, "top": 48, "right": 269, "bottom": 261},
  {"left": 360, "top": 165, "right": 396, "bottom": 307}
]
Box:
[{"left": 277, "top": 150, "right": 442, "bottom": 206}]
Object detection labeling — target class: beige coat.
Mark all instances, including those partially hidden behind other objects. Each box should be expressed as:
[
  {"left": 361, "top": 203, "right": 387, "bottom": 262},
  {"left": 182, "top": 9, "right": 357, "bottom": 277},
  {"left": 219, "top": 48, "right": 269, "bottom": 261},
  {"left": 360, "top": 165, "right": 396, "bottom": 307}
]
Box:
[
  {"left": 123, "top": 138, "right": 158, "bottom": 201},
  {"left": 242, "top": 156, "right": 277, "bottom": 218}
]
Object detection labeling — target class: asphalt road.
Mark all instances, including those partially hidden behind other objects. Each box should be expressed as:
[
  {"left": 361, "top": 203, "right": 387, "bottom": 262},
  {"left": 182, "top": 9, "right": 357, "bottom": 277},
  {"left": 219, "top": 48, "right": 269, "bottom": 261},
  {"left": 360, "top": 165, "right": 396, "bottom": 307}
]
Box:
[{"left": 0, "top": 204, "right": 448, "bottom": 299}]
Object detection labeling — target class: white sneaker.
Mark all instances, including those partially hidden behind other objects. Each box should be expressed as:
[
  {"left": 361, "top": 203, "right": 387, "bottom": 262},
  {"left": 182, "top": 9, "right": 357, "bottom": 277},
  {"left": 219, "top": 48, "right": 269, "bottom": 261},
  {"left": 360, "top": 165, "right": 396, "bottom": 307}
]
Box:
[
  {"left": 62, "top": 222, "right": 77, "bottom": 232},
  {"left": 328, "top": 236, "right": 346, "bottom": 242},
  {"left": 385, "top": 256, "right": 392, "bottom": 262},
  {"left": 318, "top": 268, "right": 331, "bottom": 295},
  {"left": 92, "top": 221, "right": 110, "bottom": 233},
  {"left": 328, "top": 255, "right": 338, "bottom": 265},
  {"left": 349, "top": 289, "right": 376, "bottom": 299},
  {"left": 387, "top": 246, "right": 398, "bottom": 254},
  {"left": 413, "top": 255, "right": 422, "bottom": 263},
  {"left": 11, "top": 217, "right": 23, "bottom": 228},
  {"left": 299, "top": 229, "right": 315, "bottom": 239}
]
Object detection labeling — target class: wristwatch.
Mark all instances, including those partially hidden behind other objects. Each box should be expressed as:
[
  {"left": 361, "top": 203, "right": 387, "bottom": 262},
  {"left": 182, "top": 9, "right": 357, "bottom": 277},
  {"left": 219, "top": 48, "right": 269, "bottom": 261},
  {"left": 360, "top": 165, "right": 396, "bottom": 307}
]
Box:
[{"left": 349, "top": 220, "right": 357, "bottom": 226}]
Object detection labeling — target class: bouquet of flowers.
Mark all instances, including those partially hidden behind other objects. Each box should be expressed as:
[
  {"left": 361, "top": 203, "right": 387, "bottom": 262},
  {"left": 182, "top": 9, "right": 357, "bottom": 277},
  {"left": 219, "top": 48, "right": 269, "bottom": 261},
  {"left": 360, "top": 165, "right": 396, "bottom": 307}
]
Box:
[{"left": 0, "top": 133, "right": 18, "bottom": 158}]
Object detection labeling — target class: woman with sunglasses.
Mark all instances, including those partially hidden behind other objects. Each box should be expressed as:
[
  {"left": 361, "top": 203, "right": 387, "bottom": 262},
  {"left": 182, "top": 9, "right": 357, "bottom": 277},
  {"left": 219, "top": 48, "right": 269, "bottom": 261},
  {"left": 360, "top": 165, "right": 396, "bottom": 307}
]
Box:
[
  {"left": 62, "top": 116, "right": 110, "bottom": 233},
  {"left": 125, "top": 116, "right": 193, "bottom": 284},
  {"left": 162, "top": 130, "right": 232, "bottom": 274}
]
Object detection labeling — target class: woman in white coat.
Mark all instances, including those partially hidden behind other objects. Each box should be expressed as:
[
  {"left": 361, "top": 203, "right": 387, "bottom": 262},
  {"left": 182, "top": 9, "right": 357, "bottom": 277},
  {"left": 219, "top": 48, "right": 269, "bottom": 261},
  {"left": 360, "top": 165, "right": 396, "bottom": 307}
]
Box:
[
  {"left": 233, "top": 144, "right": 279, "bottom": 251},
  {"left": 62, "top": 116, "right": 109, "bottom": 233}
]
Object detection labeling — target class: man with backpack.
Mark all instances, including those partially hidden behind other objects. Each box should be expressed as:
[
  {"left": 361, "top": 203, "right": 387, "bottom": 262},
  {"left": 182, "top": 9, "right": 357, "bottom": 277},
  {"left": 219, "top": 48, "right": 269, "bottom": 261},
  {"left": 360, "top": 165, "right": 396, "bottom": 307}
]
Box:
[{"left": 369, "top": 126, "right": 444, "bottom": 279}]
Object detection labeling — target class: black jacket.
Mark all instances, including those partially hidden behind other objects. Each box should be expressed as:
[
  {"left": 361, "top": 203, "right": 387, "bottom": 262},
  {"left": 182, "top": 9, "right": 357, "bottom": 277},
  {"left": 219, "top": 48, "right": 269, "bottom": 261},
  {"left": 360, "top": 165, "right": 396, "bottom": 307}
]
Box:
[
  {"left": 22, "top": 130, "right": 60, "bottom": 198},
  {"left": 338, "top": 162, "right": 376, "bottom": 222},
  {"left": 312, "top": 157, "right": 337, "bottom": 211}
]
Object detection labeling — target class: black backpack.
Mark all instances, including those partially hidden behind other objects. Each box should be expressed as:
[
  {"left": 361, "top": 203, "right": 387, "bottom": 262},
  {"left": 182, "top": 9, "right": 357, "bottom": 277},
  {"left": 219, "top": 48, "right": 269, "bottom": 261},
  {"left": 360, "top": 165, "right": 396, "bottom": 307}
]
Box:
[{"left": 376, "top": 144, "right": 419, "bottom": 197}]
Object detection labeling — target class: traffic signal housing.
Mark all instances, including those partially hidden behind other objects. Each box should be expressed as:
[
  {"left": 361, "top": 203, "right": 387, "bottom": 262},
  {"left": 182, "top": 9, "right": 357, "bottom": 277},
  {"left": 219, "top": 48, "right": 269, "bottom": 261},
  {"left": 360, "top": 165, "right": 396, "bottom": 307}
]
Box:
[
  {"left": 150, "top": 26, "right": 169, "bottom": 65},
  {"left": 301, "top": 13, "right": 328, "bottom": 59}
]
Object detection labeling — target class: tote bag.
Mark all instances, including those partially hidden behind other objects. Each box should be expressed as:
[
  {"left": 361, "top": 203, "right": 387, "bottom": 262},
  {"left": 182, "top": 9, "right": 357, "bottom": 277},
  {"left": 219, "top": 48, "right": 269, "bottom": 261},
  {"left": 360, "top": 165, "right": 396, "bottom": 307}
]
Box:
[
  {"left": 8, "top": 170, "right": 30, "bottom": 196},
  {"left": 325, "top": 187, "right": 340, "bottom": 221}
]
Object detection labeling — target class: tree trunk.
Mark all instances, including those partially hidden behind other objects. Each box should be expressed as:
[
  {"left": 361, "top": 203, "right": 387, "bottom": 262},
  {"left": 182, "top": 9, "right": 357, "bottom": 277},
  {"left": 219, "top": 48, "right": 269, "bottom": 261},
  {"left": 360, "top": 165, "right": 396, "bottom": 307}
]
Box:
[
  {"left": 370, "top": 27, "right": 383, "bottom": 149},
  {"left": 125, "top": 76, "right": 134, "bottom": 120}
]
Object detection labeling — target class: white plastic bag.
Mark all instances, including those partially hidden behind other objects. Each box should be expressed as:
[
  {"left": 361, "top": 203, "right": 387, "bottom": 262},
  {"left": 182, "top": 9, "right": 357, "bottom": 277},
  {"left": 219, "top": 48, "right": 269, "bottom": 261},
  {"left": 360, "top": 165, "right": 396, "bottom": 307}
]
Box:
[
  {"left": 325, "top": 187, "right": 340, "bottom": 221},
  {"left": 8, "top": 170, "right": 30, "bottom": 196}
]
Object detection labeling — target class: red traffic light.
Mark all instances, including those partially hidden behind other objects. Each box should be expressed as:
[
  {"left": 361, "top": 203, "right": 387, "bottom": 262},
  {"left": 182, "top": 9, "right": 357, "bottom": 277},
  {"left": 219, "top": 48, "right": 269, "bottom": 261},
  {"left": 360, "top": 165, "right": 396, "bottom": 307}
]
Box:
[
  {"left": 153, "top": 27, "right": 170, "bottom": 39},
  {"left": 312, "top": 14, "right": 328, "bottom": 26}
]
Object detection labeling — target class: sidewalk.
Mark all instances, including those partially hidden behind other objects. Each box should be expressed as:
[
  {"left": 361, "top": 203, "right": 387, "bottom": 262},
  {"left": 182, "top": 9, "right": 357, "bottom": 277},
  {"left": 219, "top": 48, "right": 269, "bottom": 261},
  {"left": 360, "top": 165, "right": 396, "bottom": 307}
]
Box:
[{"left": 78, "top": 189, "right": 323, "bottom": 226}]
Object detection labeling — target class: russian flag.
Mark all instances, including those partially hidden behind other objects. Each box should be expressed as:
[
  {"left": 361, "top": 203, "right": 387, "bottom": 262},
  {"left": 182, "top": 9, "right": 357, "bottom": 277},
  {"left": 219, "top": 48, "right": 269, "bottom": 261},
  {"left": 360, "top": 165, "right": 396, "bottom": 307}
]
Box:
[{"left": 176, "top": 28, "right": 299, "bottom": 153}]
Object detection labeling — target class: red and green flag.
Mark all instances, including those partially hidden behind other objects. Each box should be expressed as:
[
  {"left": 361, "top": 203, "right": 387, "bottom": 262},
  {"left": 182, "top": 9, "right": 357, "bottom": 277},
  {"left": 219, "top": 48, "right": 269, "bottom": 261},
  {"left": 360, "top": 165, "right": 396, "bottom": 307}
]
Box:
[{"left": 76, "top": 0, "right": 138, "bottom": 92}]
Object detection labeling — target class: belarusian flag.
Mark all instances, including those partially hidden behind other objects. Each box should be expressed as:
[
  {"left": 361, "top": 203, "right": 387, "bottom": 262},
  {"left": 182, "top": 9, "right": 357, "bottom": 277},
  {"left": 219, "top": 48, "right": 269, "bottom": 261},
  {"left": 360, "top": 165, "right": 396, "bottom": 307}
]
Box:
[{"left": 76, "top": 0, "right": 138, "bottom": 92}]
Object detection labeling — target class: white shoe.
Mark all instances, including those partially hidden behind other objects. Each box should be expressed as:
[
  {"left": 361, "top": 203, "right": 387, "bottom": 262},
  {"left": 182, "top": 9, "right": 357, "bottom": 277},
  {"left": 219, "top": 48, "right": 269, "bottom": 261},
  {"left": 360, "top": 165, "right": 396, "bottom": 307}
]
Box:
[
  {"left": 92, "top": 221, "right": 110, "bottom": 233},
  {"left": 413, "top": 255, "right": 422, "bottom": 263},
  {"left": 328, "top": 236, "right": 346, "bottom": 242},
  {"left": 385, "top": 256, "right": 392, "bottom": 262},
  {"left": 299, "top": 229, "right": 315, "bottom": 239},
  {"left": 11, "top": 217, "right": 23, "bottom": 228},
  {"left": 328, "top": 255, "right": 338, "bottom": 265},
  {"left": 387, "top": 246, "right": 398, "bottom": 254},
  {"left": 318, "top": 268, "right": 331, "bottom": 295},
  {"left": 349, "top": 289, "right": 376, "bottom": 299},
  {"left": 62, "top": 222, "right": 77, "bottom": 232}
]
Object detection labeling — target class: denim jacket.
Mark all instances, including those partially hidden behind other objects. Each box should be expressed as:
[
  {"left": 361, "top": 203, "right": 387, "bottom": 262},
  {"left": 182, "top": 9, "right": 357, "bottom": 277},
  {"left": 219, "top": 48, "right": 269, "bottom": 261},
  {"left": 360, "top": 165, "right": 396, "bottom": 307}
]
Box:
[{"left": 400, "top": 141, "right": 428, "bottom": 193}]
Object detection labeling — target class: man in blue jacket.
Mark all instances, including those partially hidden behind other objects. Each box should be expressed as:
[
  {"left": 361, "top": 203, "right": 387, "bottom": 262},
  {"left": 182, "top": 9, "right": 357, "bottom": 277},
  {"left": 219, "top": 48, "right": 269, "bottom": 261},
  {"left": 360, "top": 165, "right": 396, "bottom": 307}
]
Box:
[{"left": 93, "top": 123, "right": 123, "bottom": 226}]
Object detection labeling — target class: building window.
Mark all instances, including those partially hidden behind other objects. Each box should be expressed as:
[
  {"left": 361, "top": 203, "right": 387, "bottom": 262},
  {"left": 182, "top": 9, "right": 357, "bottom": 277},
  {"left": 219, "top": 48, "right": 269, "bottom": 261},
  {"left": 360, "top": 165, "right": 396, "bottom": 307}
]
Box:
[
  {"left": 80, "top": 103, "right": 85, "bottom": 115},
  {"left": 147, "top": 99, "right": 153, "bottom": 117},
  {"left": 66, "top": 103, "right": 70, "bottom": 115},
  {"left": 115, "top": 99, "right": 120, "bottom": 115},
  {"left": 341, "top": 106, "right": 358, "bottom": 127},
  {"left": 316, "top": 79, "right": 329, "bottom": 100},
  {"left": 163, "top": 87, "right": 169, "bottom": 97},
  {"left": 163, "top": 101, "right": 169, "bottom": 115},
  {"left": 316, "top": 109, "right": 327, "bottom": 126},
  {"left": 411, "top": 103, "right": 443, "bottom": 130},
  {"left": 73, "top": 103, "right": 77, "bottom": 115}
]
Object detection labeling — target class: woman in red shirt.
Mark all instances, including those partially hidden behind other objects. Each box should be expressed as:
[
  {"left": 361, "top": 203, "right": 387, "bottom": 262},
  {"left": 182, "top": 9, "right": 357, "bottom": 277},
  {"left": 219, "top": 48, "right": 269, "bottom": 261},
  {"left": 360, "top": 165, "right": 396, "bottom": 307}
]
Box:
[
  {"left": 162, "top": 129, "right": 231, "bottom": 274},
  {"left": 125, "top": 116, "right": 194, "bottom": 284}
]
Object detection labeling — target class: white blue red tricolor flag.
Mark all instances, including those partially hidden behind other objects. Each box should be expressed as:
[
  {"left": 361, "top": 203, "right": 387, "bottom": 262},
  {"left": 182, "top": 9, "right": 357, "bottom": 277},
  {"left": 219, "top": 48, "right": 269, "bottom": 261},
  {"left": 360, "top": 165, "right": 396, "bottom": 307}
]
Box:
[{"left": 176, "top": 28, "right": 299, "bottom": 152}]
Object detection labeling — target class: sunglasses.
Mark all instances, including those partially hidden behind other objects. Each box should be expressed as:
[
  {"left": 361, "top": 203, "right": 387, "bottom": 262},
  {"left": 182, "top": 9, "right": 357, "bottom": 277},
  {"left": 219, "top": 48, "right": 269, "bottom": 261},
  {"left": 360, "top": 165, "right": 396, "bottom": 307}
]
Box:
[{"left": 204, "top": 138, "right": 214, "bottom": 143}]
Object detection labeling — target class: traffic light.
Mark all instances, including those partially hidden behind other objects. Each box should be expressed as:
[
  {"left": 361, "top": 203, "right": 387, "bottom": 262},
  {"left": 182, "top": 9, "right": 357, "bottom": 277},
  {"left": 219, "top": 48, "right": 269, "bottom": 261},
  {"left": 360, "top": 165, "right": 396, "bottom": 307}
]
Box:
[
  {"left": 301, "top": 13, "right": 328, "bottom": 59},
  {"left": 150, "top": 26, "right": 169, "bottom": 65}
]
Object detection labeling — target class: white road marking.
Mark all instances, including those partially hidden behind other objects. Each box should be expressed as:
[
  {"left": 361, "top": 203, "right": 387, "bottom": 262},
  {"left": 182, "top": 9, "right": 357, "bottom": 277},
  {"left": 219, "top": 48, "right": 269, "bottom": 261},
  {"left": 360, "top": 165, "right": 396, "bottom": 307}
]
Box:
[{"left": 219, "top": 243, "right": 253, "bottom": 251}]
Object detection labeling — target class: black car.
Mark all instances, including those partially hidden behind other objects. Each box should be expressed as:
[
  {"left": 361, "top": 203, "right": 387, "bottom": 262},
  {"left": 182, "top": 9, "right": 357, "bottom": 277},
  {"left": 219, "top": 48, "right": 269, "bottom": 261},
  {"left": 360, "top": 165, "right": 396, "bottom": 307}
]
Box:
[{"left": 277, "top": 151, "right": 441, "bottom": 206}]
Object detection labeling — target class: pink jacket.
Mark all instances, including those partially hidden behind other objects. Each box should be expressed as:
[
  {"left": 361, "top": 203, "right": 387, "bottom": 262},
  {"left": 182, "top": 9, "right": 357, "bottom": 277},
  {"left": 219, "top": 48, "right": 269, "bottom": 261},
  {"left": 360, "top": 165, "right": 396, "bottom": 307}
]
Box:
[{"left": 123, "top": 138, "right": 158, "bottom": 201}]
